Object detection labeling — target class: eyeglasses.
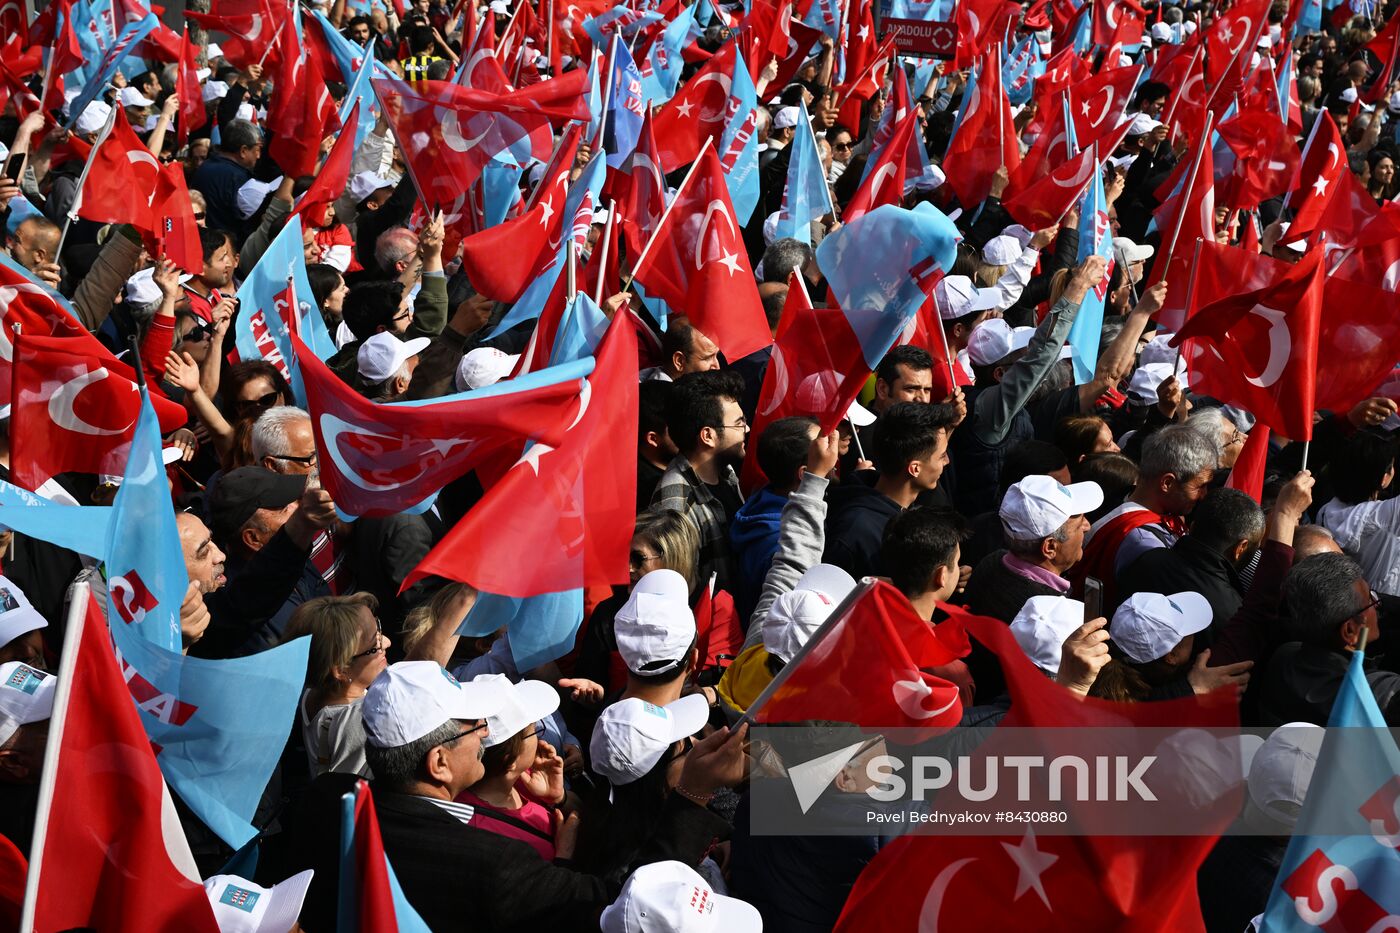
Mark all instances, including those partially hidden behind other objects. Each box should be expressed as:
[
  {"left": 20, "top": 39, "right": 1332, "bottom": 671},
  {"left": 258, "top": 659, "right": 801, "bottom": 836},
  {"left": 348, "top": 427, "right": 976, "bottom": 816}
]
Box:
[
  {"left": 181, "top": 322, "right": 215, "bottom": 344},
  {"left": 629, "top": 549, "right": 662, "bottom": 569},
  {"left": 718, "top": 417, "right": 748, "bottom": 432},
  {"left": 270, "top": 451, "right": 318, "bottom": 466},
  {"left": 350, "top": 619, "right": 386, "bottom": 660},
  {"left": 1349, "top": 590, "right": 1383, "bottom": 623},
  {"left": 449, "top": 721, "right": 490, "bottom": 744},
  {"left": 235, "top": 390, "right": 282, "bottom": 414},
  {"left": 192, "top": 212, "right": 206, "bottom": 221},
  {"left": 833, "top": 141, "right": 853, "bottom": 151}
]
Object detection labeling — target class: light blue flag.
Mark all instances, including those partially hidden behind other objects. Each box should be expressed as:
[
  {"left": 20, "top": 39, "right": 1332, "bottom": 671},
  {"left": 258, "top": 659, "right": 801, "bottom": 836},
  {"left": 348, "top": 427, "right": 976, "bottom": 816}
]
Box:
[
  {"left": 0, "top": 478, "right": 111, "bottom": 556},
  {"left": 816, "top": 202, "right": 962, "bottom": 370},
  {"left": 1003, "top": 35, "right": 1043, "bottom": 107},
  {"left": 1298, "top": 0, "right": 1323, "bottom": 34},
  {"left": 489, "top": 152, "right": 607, "bottom": 337},
  {"left": 109, "top": 618, "right": 310, "bottom": 847},
  {"left": 481, "top": 154, "right": 524, "bottom": 229},
  {"left": 802, "top": 0, "right": 842, "bottom": 39},
  {"left": 605, "top": 41, "right": 647, "bottom": 169},
  {"left": 234, "top": 216, "right": 336, "bottom": 406},
  {"left": 105, "top": 389, "right": 186, "bottom": 654},
  {"left": 775, "top": 100, "right": 833, "bottom": 244},
  {"left": 1260, "top": 646, "right": 1400, "bottom": 930},
  {"left": 582, "top": 5, "right": 664, "bottom": 47},
  {"left": 340, "top": 44, "right": 382, "bottom": 154},
  {"left": 720, "top": 47, "right": 761, "bottom": 224},
  {"left": 884, "top": 0, "right": 955, "bottom": 18},
  {"left": 1067, "top": 152, "right": 1112, "bottom": 384},
  {"left": 461, "top": 589, "right": 585, "bottom": 671},
  {"left": 66, "top": 11, "right": 159, "bottom": 125},
  {"left": 63, "top": 0, "right": 116, "bottom": 91},
  {"left": 639, "top": 2, "right": 697, "bottom": 104},
  {"left": 584, "top": 50, "right": 606, "bottom": 144},
  {"left": 549, "top": 293, "right": 609, "bottom": 366},
  {"left": 945, "top": 61, "right": 979, "bottom": 153},
  {"left": 4, "top": 194, "right": 43, "bottom": 235},
  {"left": 339, "top": 786, "right": 432, "bottom": 933}
]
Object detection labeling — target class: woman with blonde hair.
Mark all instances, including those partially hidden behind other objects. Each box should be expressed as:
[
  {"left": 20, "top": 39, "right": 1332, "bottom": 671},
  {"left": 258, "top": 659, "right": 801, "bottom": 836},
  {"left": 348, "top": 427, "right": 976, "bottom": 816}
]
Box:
[{"left": 283, "top": 592, "right": 390, "bottom": 777}]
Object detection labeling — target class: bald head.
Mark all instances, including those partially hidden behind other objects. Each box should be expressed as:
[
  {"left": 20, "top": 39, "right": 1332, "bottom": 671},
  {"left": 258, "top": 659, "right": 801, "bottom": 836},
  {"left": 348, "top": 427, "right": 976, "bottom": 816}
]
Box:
[
  {"left": 1293, "top": 525, "right": 1342, "bottom": 560},
  {"left": 9, "top": 217, "right": 61, "bottom": 272}
]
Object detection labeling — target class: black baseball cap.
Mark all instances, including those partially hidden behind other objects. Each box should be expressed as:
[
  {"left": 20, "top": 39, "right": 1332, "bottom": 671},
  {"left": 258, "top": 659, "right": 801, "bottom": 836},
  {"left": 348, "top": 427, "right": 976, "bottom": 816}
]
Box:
[{"left": 207, "top": 467, "right": 307, "bottom": 544}]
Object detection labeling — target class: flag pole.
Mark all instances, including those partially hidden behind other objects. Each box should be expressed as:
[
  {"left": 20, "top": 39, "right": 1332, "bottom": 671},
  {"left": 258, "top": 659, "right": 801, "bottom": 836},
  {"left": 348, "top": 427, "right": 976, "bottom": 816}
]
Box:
[
  {"left": 19, "top": 581, "right": 91, "bottom": 931},
  {"left": 1300, "top": 439, "right": 1311, "bottom": 472},
  {"left": 566, "top": 238, "right": 578, "bottom": 300},
  {"left": 595, "top": 34, "right": 620, "bottom": 153},
  {"left": 627, "top": 136, "right": 714, "bottom": 284},
  {"left": 257, "top": 15, "right": 289, "bottom": 69},
  {"left": 545, "top": 0, "right": 555, "bottom": 72},
  {"left": 1170, "top": 235, "right": 1205, "bottom": 388},
  {"left": 54, "top": 104, "right": 119, "bottom": 262},
  {"left": 733, "top": 578, "right": 879, "bottom": 730},
  {"left": 592, "top": 206, "right": 614, "bottom": 306}
]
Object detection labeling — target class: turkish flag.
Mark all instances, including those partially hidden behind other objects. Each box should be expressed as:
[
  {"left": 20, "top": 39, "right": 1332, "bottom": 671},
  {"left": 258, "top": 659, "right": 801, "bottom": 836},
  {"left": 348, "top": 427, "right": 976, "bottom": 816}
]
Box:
[
  {"left": 1145, "top": 122, "right": 1215, "bottom": 331},
  {"left": 405, "top": 314, "right": 637, "bottom": 597},
  {"left": 843, "top": 107, "right": 920, "bottom": 223},
  {"left": 943, "top": 46, "right": 1021, "bottom": 211},
  {"left": 1161, "top": 45, "right": 1208, "bottom": 142},
  {"left": 738, "top": 275, "right": 869, "bottom": 492},
  {"left": 1068, "top": 64, "right": 1141, "bottom": 145},
  {"left": 609, "top": 110, "right": 666, "bottom": 257},
  {"left": 77, "top": 106, "right": 161, "bottom": 232},
  {"left": 1170, "top": 244, "right": 1324, "bottom": 441},
  {"left": 956, "top": 0, "right": 1017, "bottom": 68},
  {"left": 1013, "top": 89, "right": 1075, "bottom": 192},
  {"left": 293, "top": 103, "right": 360, "bottom": 229},
  {"left": 1214, "top": 109, "right": 1300, "bottom": 210},
  {"left": 1362, "top": 10, "right": 1400, "bottom": 103},
  {"left": 175, "top": 28, "right": 206, "bottom": 148},
  {"left": 185, "top": 0, "right": 280, "bottom": 72},
  {"left": 753, "top": 581, "right": 970, "bottom": 731},
  {"left": 291, "top": 334, "right": 590, "bottom": 517},
  {"left": 1312, "top": 168, "right": 1400, "bottom": 253},
  {"left": 267, "top": 22, "right": 340, "bottom": 179},
  {"left": 149, "top": 161, "right": 204, "bottom": 276},
  {"left": 458, "top": 126, "right": 581, "bottom": 302},
  {"left": 836, "top": 32, "right": 898, "bottom": 133},
  {"left": 630, "top": 142, "right": 773, "bottom": 361},
  {"left": 1092, "top": 0, "right": 1145, "bottom": 46},
  {"left": 1225, "top": 423, "right": 1270, "bottom": 501},
  {"left": 10, "top": 334, "right": 187, "bottom": 490},
  {"left": 27, "top": 597, "right": 219, "bottom": 931},
  {"left": 1004, "top": 130, "right": 1128, "bottom": 230},
  {"left": 1286, "top": 111, "right": 1348, "bottom": 245},
  {"left": 834, "top": 608, "right": 1239, "bottom": 933},
  {"left": 649, "top": 41, "right": 740, "bottom": 173},
  {"left": 769, "top": 17, "right": 825, "bottom": 93},
  {"left": 0, "top": 258, "right": 93, "bottom": 404},
  {"left": 1204, "top": 0, "right": 1269, "bottom": 108}
]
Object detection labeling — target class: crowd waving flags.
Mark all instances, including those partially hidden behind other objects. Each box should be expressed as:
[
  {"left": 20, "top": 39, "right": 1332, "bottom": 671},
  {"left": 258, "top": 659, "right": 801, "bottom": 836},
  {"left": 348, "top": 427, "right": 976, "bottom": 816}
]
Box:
[{"left": 1, "top": 0, "right": 1400, "bottom": 927}]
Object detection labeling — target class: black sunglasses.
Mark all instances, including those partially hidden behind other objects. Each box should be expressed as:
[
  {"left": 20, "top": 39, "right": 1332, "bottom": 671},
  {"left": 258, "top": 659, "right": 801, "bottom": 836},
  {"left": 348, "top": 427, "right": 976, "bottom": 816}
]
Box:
[
  {"left": 235, "top": 390, "right": 282, "bottom": 413},
  {"left": 181, "top": 321, "right": 215, "bottom": 343}
]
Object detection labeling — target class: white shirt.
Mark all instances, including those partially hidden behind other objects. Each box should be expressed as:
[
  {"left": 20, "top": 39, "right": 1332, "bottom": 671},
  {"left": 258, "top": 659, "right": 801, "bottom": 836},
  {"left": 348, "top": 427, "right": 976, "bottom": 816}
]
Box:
[{"left": 1318, "top": 497, "right": 1400, "bottom": 597}]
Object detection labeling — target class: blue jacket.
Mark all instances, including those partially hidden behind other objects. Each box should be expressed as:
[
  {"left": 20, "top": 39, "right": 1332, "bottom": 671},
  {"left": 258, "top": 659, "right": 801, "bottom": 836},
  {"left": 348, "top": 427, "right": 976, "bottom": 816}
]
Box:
[
  {"left": 191, "top": 152, "right": 253, "bottom": 237},
  {"left": 729, "top": 486, "right": 787, "bottom": 622}
]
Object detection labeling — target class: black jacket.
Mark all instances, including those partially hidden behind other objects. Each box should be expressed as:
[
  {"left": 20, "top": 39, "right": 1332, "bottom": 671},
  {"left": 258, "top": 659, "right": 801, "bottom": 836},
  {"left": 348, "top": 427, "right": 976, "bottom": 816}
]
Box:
[
  {"left": 1116, "top": 535, "right": 1246, "bottom": 640},
  {"left": 1256, "top": 642, "right": 1400, "bottom": 726},
  {"left": 822, "top": 478, "right": 903, "bottom": 580}
]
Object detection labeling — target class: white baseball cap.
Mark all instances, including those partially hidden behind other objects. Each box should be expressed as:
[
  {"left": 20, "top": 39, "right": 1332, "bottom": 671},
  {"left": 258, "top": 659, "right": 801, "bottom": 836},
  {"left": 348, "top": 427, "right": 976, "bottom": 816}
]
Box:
[
  {"left": 601, "top": 860, "right": 762, "bottom": 933},
  {"left": 118, "top": 86, "right": 155, "bottom": 108},
  {"left": 358, "top": 332, "right": 431, "bottom": 383},
  {"left": 0, "top": 578, "right": 48, "bottom": 651},
  {"left": 1000, "top": 475, "right": 1104, "bottom": 539},
  {"left": 1150, "top": 22, "right": 1172, "bottom": 42},
  {"left": 1112, "top": 236, "right": 1154, "bottom": 264},
  {"left": 202, "top": 80, "right": 230, "bottom": 102},
  {"left": 0, "top": 662, "right": 55, "bottom": 747},
  {"left": 1010, "top": 595, "right": 1087, "bottom": 675},
  {"left": 236, "top": 176, "right": 282, "bottom": 220},
  {"left": 362, "top": 661, "right": 509, "bottom": 748},
  {"left": 455, "top": 346, "right": 520, "bottom": 391},
  {"left": 471, "top": 673, "right": 560, "bottom": 749},
  {"left": 489, "top": 0, "right": 509, "bottom": 13},
  {"left": 124, "top": 267, "right": 163, "bottom": 306},
  {"left": 845, "top": 398, "right": 875, "bottom": 427},
  {"left": 203, "top": 871, "right": 314, "bottom": 933},
  {"left": 73, "top": 101, "right": 112, "bottom": 136},
  {"left": 773, "top": 106, "right": 800, "bottom": 130},
  {"left": 1246, "top": 722, "right": 1324, "bottom": 831},
  {"left": 616, "top": 569, "right": 696, "bottom": 676},
  {"left": 207, "top": 42, "right": 225, "bottom": 59},
  {"left": 982, "top": 234, "right": 1023, "bottom": 266},
  {"left": 934, "top": 275, "right": 1001, "bottom": 320},
  {"left": 98, "top": 444, "right": 185, "bottom": 486},
  {"left": 1001, "top": 223, "right": 1034, "bottom": 248},
  {"left": 1110, "top": 591, "right": 1213, "bottom": 664},
  {"left": 1137, "top": 333, "right": 1178, "bottom": 368},
  {"left": 1127, "top": 362, "right": 1178, "bottom": 403},
  {"left": 589, "top": 694, "right": 710, "bottom": 785},
  {"left": 1126, "top": 113, "right": 1163, "bottom": 137},
  {"left": 966, "top": 318, "right": 1032, "bottom": 366},
  {"left": 349, "top": 171, "right": 394, "bottom": 204},
  {"left": 762, "top": 563, "right": 856, "bottom": 663}
]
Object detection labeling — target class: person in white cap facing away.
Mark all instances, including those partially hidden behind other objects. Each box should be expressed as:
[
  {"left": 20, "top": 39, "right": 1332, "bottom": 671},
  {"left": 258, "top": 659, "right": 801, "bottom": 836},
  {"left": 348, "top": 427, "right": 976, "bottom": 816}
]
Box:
[
  {"left": 455, "top": 346, "right": 521, "bottom": 391},
  {"left": 968, "top": 225, "right": 1055, "bottom": 318},
  {"left": 0, "top": 662, "right": 55, "bottom": 853},
  {"left": 601, "top": 861, "right": 762, "bottom": 933},
  {"left": 614, "top": 569, "right": 701, "bottom": 709},
  {"left": 1010, "top": 594, "right": 1108, "bottom": 686},
  {"left": 203, "top": 870, "right": 314, "bottom": 933},
  {"left": 762, "top": 105, "right": 800, "bottom": 168},
  {"left": 1089, "top": 591, "right": 1252, "bottom": 702},
  {"left": 0, "top": 577, "right": 49, "bottom": 670},
  {"left": 716, "top": 561, "right": 856, "bottom": 719},
  {"left": 356, "top": 331, "right": 431, "bottom": 401},
  {"left": 454, "top": 673, "right": 568, "bottom": 857}
]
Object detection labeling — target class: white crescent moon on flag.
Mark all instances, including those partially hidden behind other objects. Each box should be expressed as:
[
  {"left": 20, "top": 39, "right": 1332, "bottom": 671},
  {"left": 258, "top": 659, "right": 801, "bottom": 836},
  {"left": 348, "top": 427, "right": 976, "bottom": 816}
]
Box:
[
  {"left": 694, "top": 199, "right": 736, "bottom": 271},
  {"left": 760, "top": 347, "right": 791, "bottom": 417},
  {"left": 690, "top": 72, "right": 733, "bottom": 124},
  {"left": 1242, "top": 305, "right": 1291, "bottom": 389},
  {"left": 918, "top": 857, "right": 978, "bottom": 933},
  {"left": 440, "top": 109, "right": 493, "bottom": 153},
  {"left": 566, "top": 379, "right": 592, "bottom": 431},
  {"left": 48, "top": 368, "right": 132, "bottom": 436},
  {"left": 866, "top": 162, "right": 899, "bottom": 206},
  {"left": 1086, "top": 86, "right": 1114, "bottom": 129},
  {"left": 319, "top": 412, "right": 429, "bottom": 493},
  {"left": 1051, "top": 156, "right": 1096, "bottom": 189},
  {"left": 0, "top": 283, "right": 51, "bottom": 362},
  {"left": 892, "top": 673, "right": 959, "bottom": 721}
]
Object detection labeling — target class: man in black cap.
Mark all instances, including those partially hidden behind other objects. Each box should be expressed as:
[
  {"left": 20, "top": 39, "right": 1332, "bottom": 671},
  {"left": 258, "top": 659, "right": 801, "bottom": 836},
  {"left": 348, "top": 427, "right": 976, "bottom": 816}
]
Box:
[{"left": 188, "top": 467, "right": 338, "bottom": 659}]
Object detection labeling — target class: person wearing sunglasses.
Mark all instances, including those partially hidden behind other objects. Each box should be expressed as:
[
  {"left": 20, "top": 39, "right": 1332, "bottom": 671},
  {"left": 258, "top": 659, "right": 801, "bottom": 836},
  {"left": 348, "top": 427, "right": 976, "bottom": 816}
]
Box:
[{"left": 282, "top": 592, "right": 392, "bottom": 778}]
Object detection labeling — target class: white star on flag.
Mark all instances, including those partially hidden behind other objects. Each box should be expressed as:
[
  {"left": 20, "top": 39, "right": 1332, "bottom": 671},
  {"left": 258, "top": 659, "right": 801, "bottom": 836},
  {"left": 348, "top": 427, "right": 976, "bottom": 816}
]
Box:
[{"left": 1002, "top": 829, "right": 1058, "bottom": 909}]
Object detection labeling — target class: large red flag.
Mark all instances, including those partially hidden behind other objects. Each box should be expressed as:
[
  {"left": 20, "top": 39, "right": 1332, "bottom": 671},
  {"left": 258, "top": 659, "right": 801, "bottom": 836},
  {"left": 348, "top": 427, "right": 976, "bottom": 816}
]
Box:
[
  {"left": 630, "top": 142, "right": 773, "bottom": 361},
  {"left": 149, "top": 161, "right": 204, "bottom": 276},
  {"left": 293, "top": 103, "right": 360, "bottom": 228},
  {"left": 1361, "top": 10, "right": 1400, "bottom": 103},
  {"left": 1146, "top": 118, "right": 1215, "bottom": 331},
  {"left": 404, "top": 313, "right": 638, "bottom": 596},
  {"left": 1068, "top": 63, "right": 1141, "bottom": 145},
  {"left": 175, "top": 28, "right": 207, "bottom": 148},
  {"left": 267, "top": 20, "right": 340, "bottom": 179},
  {"left": 833, "top": 609, "right": 1239, "bottom": 933},
  {"left": 739, "top": 275, "right": 869, "bottom": 492},
  {"left": 843, "top": 107, "right": 920, "bottom": 223},
  {"left": 943, "top": 47, "right": 1021, "bottom": 210},
  {"left": 1170, "top": 244, "right": 1324, "bottom": 440},
  {"left": 610, "top": 109, "right": 666, "bottom": 257},
  {"left": 751, "top": 581, "right": 969, "bottom": 730},
  {"left": 1003, "top": 127, "right": 1130, "bottom": 229},
  {"left": 1285, "top": 111, "right": 1348, "bottom": 244},
  {"left": 1203, "top": 0, "right": 1269, "bottom": 106},
  {"left": 10, "top": 335, "right": 187, "bottom": 490},
  {"left": 291, "top": 334, "right": 590, "bottom": 517},
  {"left": 76, "top": 106, "right": 161, "bottom": 232},
  {"left": 25, "top": 596, "right": 219, "bottom": 931},
  {"left": 649, "top": 40, "right": 740, "bottom": 172},
  {"left": 184, "top": 0, "right": 280, "bottom": 72},
  {"left": 1214, "top": 109, "right": 1300, "bottom": 210},
  {"left": 0, "top": 260, "right": 92, "bottom": 403}
]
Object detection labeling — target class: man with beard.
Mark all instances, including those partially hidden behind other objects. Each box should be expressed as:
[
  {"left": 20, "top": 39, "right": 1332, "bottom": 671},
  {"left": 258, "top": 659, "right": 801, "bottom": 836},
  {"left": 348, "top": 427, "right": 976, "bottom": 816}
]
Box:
[{"left": 651, "top": 370, "right": 750, "bottom": 591}]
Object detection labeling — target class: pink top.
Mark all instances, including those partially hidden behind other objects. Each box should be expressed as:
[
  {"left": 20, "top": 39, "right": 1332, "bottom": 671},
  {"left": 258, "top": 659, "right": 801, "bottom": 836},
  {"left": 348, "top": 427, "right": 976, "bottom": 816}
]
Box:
[{"left": 457, "top": 790, "right": 556, "bottom": 861}]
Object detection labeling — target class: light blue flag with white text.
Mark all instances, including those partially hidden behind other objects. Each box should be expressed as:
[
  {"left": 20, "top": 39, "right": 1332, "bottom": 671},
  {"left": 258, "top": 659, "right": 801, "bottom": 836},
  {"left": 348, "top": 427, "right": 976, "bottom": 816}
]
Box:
[
  {"left": 66, "top": 11, "right": 159, "bottom": 125},
  {"left": 720, "top": 48, "right": 761, "bottom": 224},
  {"left": 775, "top": 100, "right": 833, "bottom": 244},
  {"left": 639, "top": 2, "right": 697, "bottom": 104},
  {"left": 1067, "top": 153, "right": 1112, "bottom": 384}
]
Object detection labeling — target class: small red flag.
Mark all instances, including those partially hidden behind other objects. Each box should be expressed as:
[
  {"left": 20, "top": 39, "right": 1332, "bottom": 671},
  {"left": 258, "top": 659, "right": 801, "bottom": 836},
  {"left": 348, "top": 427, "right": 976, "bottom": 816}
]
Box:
[{"left": 1225, "top": 423, "right": 1270, "bottom": 500}]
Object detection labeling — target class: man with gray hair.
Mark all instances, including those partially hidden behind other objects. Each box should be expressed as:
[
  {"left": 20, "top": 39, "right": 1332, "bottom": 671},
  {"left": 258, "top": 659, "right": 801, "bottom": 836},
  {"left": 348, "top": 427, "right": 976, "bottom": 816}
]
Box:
[
  {"left": 251, "top": 406, "right": 320, "bottom": 475},
  {"left": 1185, "top": 407, "right": 1248, "bottom": 470},
  {"left": 1257, "top": 552, "right": 1399, "bottom": 725},
  {"left": 1073, "top": 423, "right": 1219, "bottom": 599},
  {"left": 191, "top": 117, "right": 263, "bottom": 234}
]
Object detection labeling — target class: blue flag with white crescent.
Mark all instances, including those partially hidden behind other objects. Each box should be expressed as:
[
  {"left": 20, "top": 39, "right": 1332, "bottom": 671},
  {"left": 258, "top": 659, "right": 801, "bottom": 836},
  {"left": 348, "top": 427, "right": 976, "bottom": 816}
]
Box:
[
  {"left": 234, "top": 216, "right": 336, "bottom": 406},
  {"left": 719, "top": 47, "right": 761, "bottom": 224},
  {"left": 1260, "top": 646, "right": 1400, "bottom": 930},
  {"left": 461, "top": 589, "right": 585, "bottom": 671},
  {"left": 1067, "top": 152, "right": 1113, "bottom": 384},
  {"left": 816, "top": 202, "right": 962, "bottom": 370},
  {"left": 109, "top": 615, "right": 311, "bottom": 848},
  {"left": 605, "top": 41, "right": 647, "bottom": 168},
  {"left": 639, "top": 2, "right": 697, "bottom": 104},
  {"left": 66, "top": 11, "right": 160, "bottom": 125},
  {"left": 775, "top": 100, "right": 833, "bottom": 244},
  {"left": 105, "top": 389, "right": 186, "bottom": 654}
]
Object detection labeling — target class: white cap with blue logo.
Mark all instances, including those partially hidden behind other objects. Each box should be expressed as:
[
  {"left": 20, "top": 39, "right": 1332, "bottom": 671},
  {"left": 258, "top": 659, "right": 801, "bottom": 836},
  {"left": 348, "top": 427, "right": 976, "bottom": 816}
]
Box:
[
  {"left": 0, "top": 661, "right": 54, "bottom": 747},
  {"left": 1000, "top": 475, "right": 1104, "bottom": 540},
  {"left": 1110, "top": 592, "right": 1214, "bottom": 664},
  {"left": 589, "top": 694, "right": 710, "bottom": 786},
  {"left": 203, "top": 870, "right": 314, "bottom": 933},
  {"left": 363, "top": 661, "right": 509, "bottom": 749}
]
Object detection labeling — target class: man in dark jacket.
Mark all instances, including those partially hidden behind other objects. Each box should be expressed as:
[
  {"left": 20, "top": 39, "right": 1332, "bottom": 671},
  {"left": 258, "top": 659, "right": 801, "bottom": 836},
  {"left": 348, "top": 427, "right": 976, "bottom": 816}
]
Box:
[
  {"left": 1116, "top": 487, "right": 1265, "bottom": 636},
  {"left": 823, "top": 401, "right": 958, "bottom": 579},
  {"left": 190, "top": 118, "right": 262, "bottom": 235}
]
